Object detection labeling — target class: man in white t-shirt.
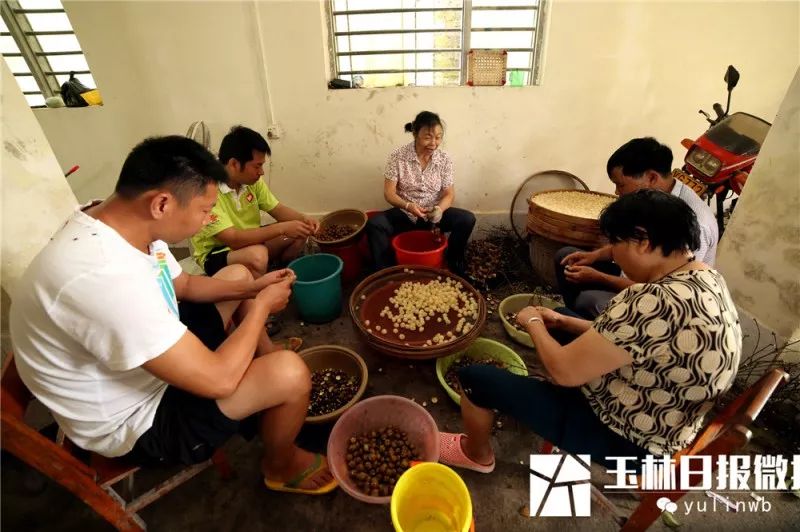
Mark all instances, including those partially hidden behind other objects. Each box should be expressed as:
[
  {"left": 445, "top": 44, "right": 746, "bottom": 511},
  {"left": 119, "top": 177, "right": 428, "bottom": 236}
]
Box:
[
  {"left": 553, "top": 137, "right": 719, "bottom": 319},
  {"left": 10, "top": 136, "right": 336, "bottom": 495}
]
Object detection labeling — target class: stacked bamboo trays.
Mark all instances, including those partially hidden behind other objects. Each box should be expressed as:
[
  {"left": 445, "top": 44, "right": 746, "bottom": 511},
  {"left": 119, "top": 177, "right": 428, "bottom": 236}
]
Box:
[
  {"left": 526, "top": 189, "right": 617, "bottom": 286},
  {"left": 349, "top": 265, "right": 487, "bottom": 360}
]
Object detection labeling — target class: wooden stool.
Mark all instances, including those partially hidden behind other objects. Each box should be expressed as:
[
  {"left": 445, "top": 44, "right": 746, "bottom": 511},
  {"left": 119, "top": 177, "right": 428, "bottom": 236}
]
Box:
[
  {"left": 538, "top": 369, "right": 789, "bottom": 530},
  {"left": 2, "top": 353, "right": 233, "bottom": 531}
]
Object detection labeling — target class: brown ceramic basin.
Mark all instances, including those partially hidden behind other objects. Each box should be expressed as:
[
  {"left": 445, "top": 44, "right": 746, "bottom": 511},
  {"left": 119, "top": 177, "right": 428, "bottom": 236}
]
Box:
[
  {"left": 299, "top": 344, "right": 369, "bottom": 424},
  {"left": 311, "top": 209, "right": 368, "bottom": 247},
  {"left": 349, "top": 265, "right": 487, "bottom": 359}
]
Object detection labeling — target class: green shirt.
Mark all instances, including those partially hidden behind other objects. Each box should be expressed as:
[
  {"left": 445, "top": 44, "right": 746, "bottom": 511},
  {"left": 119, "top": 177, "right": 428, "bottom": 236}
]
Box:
[{"left": 190, "top": 180, "right": 280, "bottom": 267}]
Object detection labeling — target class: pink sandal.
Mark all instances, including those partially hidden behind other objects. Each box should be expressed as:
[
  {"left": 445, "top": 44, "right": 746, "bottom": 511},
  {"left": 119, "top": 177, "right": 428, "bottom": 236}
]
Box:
[{"left": 439, "top": 432, "right": 495, "bottom": 474}]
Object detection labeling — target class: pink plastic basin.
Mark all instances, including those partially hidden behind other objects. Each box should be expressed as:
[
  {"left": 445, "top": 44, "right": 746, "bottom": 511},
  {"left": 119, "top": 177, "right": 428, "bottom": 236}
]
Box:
[{"left": 327, "top": 395, "right": 440, "bottom": 504}]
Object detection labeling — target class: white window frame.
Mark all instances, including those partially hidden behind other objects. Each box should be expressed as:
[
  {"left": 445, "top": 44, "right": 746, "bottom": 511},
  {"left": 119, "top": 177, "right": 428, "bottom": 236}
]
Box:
[
  {"left": 1, "top": 0, "right": 94, "bottom": 108},
  {"left": 327, "top": 0, "right": 548, "bottom": 88}
]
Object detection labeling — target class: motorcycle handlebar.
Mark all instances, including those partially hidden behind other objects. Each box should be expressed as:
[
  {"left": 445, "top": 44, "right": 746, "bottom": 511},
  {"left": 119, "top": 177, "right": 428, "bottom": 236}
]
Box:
[{"left": 698, "top": 109, "right": 714, "bottom": 124}]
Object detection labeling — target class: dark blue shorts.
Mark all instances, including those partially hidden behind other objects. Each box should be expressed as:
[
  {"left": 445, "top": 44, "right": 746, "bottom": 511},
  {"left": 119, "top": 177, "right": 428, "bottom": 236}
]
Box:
[{"left": 458, "top": 364, "right": 649, "bottom": 469}]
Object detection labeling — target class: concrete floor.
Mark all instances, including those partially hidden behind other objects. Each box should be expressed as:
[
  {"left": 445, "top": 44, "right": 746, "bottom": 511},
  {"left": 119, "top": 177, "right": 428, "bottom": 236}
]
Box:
[{"left": 3, "top": 278, "right": 800, "bottom": 532}]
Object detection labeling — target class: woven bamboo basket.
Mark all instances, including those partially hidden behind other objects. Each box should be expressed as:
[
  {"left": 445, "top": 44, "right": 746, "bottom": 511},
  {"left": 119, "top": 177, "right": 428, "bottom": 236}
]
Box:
[
  {"left": 466, "top": 49, "right": 507, "bottom": 86},
  {"left": 527, "top": 189, "right": 616, "bottom": 286},
  {"left": 527, "top": 189, "right": 616, "bottom": 248},
  {"left": 528, "top": 233, "right": 564, "bottom": 288}
]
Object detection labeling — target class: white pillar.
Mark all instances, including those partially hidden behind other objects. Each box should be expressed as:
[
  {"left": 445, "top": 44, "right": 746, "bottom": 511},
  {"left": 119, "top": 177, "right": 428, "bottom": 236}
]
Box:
[
  {"left": 716, "top": 67, "right": 800, "bottom": 358},
  {"left": 1, "top": 58, "right": 78, "bottom": 294}
]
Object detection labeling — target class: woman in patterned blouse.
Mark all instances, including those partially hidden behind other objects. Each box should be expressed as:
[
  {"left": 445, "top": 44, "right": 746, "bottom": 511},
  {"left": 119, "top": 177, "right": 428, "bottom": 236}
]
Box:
[
  {"left": 365, "top": 111, "right": 476, "bottom": 274},
  {"left": 439, "top": 190, "right": 742, "bottom": 473}
]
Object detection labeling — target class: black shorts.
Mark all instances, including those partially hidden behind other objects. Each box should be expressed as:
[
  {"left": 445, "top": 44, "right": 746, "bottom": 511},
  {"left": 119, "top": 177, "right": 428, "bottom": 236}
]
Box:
[
  {"left": 177, "top": 300, "right": 228, "bottom": 349},
  {"left": 123, "top": 302, "right": 258, "bottom": 466},
  {"left": 203, "top": 247, "right": 230, "bottom": 276}
]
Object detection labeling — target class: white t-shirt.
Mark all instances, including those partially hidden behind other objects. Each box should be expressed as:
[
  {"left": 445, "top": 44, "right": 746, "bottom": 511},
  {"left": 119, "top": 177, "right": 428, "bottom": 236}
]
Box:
[
  {"left": 671, "top": 180, "right": 719, "bottom": 266},
  {"left": 9, "top": 207, "right": 186, "bottom": 457}
]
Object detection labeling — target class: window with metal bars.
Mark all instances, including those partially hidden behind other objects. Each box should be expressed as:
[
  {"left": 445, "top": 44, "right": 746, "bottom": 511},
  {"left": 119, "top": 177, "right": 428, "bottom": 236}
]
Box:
[
  {"left": 328, "top": 0, "right": 546, "bottom": 88},
  {"left": 0, "top": 0, "right": 97, "bottom": 108}
]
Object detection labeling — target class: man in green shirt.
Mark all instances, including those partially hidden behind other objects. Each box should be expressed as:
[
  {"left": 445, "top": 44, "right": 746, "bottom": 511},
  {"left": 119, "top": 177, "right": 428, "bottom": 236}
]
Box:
[{"left": 191, "top": 126, "right": 319, "bottom": 278}]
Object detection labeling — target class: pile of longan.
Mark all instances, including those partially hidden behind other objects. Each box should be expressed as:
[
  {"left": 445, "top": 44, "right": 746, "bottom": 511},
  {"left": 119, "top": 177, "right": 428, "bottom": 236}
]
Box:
[{"left": 345, "top": 426, "right": 421, "bottom": 497}]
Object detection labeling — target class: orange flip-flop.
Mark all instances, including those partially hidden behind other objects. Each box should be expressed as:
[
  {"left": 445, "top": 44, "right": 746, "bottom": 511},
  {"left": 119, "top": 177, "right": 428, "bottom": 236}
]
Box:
[
  {"left": 274, "top": 337, "right": 303, "bottom": 352},
  {"left": 264, "top": 453, "right": 338, "bottom": 495}
]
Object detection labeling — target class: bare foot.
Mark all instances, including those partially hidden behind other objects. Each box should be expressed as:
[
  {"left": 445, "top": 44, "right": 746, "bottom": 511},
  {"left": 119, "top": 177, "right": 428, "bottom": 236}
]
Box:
[
  {"left": 460, "top": 435, "right": 494, "bottom": 466},
  {"left": 263, "top": 447, "right": 335, "bottom": 490}
]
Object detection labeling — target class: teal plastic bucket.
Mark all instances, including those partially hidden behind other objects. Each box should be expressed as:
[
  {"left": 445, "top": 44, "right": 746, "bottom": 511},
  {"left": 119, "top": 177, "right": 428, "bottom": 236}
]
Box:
[{"left": 288, "top": 253, "right": 344, "bottom": 323}]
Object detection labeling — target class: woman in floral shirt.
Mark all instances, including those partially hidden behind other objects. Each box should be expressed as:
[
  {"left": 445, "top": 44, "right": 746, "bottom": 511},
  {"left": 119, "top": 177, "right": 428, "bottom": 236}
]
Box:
[
  {"left": 438, "top": 190, "right": 741, "bottom": 472},
  {"left": 366, "top": 111, "right": 475, "bottom": 274}
]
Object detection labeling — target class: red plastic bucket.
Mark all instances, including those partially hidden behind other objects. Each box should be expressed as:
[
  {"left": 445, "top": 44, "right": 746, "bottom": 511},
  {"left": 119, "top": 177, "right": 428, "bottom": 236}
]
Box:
[
  {"left": 392, "top": 230, "right": 448, "bottom": 268},
  {"left": 320, "top": 241, "right": 362, "bottom": 284},
  {"left": 359, "top": 209, "right": 384, "bottom": 263}
]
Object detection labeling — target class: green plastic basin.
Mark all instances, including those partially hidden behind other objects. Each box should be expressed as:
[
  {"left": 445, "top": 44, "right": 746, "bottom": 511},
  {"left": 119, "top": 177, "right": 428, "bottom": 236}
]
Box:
[{"left": 435, "top": 337, "right": 528, "bottom": 405}]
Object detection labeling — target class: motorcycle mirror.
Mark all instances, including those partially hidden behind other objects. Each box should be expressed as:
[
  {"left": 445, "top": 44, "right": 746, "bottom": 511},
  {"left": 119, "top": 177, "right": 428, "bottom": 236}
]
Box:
[{"left": 724, "top": 65, "right": 740, "bottom": 91}]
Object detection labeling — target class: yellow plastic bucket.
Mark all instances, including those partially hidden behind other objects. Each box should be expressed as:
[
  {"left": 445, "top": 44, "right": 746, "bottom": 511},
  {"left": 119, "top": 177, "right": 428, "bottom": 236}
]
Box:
[{"left": 391, "top": 462, "right": 473, "bottom": 532}]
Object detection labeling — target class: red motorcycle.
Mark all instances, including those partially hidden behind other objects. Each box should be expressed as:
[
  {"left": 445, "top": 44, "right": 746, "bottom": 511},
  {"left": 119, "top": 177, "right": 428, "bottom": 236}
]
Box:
[{"left": 675, "top": 65, "right": 771, "bottom": 233}]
